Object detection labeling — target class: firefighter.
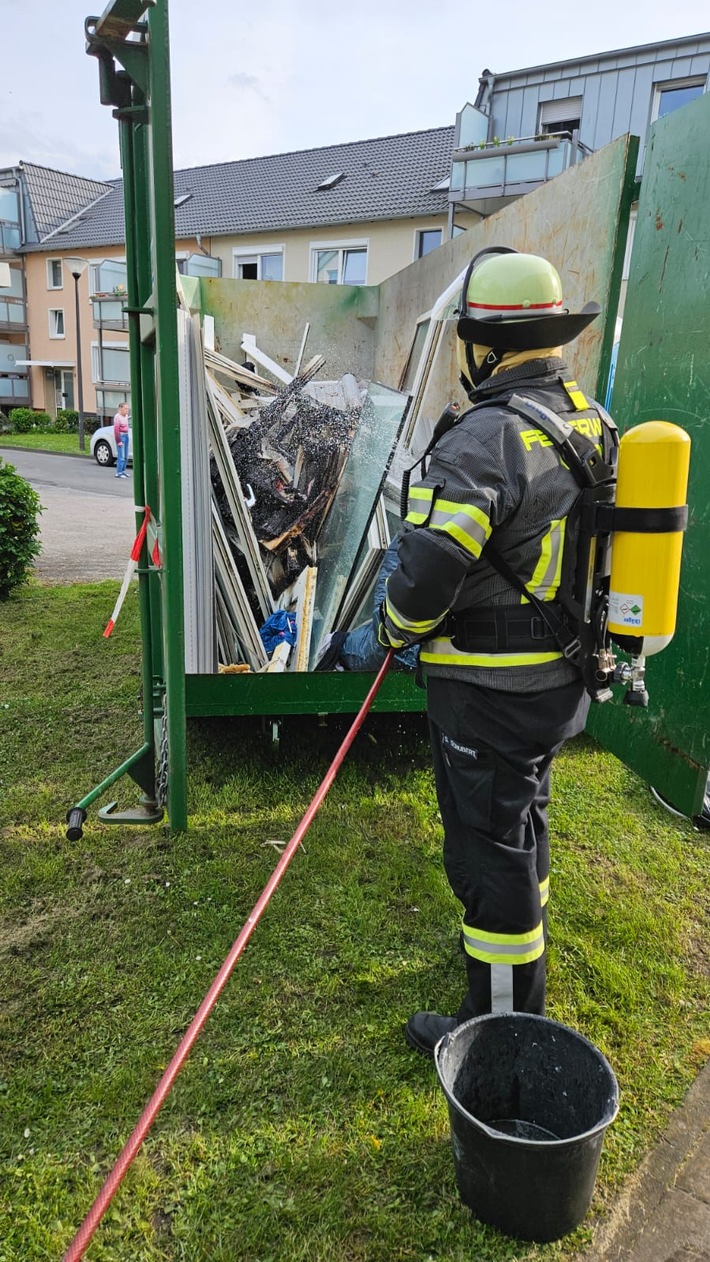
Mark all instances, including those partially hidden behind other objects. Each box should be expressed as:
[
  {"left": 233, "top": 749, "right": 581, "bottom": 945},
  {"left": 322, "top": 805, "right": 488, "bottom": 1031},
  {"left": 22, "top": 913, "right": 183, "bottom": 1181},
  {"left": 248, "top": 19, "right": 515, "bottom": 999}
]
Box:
[{"left": 377, "top": 247, "right": 615, "bottom": 1056}]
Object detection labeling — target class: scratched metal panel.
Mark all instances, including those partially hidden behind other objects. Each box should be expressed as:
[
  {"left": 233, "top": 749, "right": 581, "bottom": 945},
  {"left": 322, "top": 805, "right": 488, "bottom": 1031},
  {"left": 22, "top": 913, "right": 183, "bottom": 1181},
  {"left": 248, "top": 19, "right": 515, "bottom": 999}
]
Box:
[{"left": 587, "top": 90, "right": 710, "bottom": 815}]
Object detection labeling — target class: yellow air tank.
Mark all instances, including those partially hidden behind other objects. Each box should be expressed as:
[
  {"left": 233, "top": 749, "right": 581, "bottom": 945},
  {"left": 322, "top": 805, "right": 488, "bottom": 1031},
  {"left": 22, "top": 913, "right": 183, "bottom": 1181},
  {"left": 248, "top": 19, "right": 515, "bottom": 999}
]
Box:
[{"left": 608, "top": 421, "right": 691, "bottom": 655}]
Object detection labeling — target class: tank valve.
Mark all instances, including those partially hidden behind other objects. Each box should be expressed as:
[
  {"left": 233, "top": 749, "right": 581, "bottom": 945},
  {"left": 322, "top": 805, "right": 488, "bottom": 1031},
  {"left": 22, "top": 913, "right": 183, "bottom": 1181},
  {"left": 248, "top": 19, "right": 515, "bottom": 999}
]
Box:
[{"left": 615, "top": 655, "right": 649, "bottom": 707}]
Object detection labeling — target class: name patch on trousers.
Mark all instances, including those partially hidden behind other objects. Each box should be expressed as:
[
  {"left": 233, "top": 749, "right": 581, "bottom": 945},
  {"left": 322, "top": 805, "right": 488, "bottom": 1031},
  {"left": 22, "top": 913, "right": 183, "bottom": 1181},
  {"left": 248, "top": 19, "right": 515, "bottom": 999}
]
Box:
[{"left": 442, "top": 733, "right": 479, "bottom": 760}]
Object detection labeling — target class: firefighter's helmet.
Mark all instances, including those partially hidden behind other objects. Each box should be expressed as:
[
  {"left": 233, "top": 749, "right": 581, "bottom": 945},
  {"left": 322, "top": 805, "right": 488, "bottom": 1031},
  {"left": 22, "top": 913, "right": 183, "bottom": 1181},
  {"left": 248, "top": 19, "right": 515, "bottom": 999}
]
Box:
[{"left": 456, "top": 246, "right": 600, "bottom": 390}]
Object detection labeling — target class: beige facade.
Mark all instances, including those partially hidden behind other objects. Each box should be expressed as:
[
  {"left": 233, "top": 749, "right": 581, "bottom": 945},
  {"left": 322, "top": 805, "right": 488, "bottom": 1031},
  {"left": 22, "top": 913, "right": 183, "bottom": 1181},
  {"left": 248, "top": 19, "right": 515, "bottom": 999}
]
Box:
[
  {"left": 211, "top": 215, "right": 448, "bottom": 286},
  {"left": 22, "top": 237, "right": 210, "bottom": 416},
  {"left": 21, "top": 215, "right": 447, "bottom": 414}
]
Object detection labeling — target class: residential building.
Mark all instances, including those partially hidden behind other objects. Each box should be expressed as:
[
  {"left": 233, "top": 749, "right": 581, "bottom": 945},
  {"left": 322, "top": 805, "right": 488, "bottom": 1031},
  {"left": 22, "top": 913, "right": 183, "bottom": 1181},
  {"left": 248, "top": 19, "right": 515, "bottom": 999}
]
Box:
[
  {"left": 447, "top": 31, "right": 710, "bottom": 225},
  {"left": 0, "top": 162, "right": 110, "bottom": 414},
  {"left": 13, "top": 32, "right": 709, "bottom": 416},
  {"left": 18, "top": 126, "right": 453, "bottom": 415}
]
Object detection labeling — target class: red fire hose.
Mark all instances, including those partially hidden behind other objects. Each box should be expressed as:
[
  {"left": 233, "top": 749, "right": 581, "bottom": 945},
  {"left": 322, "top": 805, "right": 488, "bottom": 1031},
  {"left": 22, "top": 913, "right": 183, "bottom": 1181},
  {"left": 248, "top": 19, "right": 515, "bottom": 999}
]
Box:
[{"left": 63, "top": 651, "right": 393, "bottom": 1261}]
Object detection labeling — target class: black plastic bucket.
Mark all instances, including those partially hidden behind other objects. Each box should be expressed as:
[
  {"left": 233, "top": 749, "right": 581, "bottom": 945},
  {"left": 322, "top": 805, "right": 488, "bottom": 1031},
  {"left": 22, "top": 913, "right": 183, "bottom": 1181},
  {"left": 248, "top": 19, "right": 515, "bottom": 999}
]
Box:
[{"left": 435, "top": 1012, "right": 619, "bottom": 1242}]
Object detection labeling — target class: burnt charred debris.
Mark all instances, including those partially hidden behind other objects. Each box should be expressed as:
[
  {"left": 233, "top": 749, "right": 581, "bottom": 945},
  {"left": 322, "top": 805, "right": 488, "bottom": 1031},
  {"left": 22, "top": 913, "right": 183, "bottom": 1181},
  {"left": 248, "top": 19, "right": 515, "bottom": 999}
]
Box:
[{"left": 209, "top": 354, "right": 363, "bottom": 601}]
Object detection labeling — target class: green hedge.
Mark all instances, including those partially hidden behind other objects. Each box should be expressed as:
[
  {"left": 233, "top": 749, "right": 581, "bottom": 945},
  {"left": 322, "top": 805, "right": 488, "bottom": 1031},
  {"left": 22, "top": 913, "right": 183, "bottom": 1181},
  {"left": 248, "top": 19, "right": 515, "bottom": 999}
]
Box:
[
  {"left": 7, "top": 408, "right": 101, "bottom": 437},
  {"left": 0, "top": 455, "right": 42, "bottom": 598}
]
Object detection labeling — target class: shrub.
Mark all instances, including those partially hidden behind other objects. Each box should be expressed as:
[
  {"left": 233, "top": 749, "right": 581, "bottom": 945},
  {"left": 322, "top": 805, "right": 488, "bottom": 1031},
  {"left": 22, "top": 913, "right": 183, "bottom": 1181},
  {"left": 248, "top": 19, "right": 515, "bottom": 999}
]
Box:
[
  {"left": 8, "top": 407, "right": 36, "bottom": 433},
  {"left": 0, "top": 456, "right": 42, "bottom": 599},
  {"left": 33, "top": 411, "right": 54, "bottom": 434},
  {"left": 55, "top": 408, "right": 79, "bottom": 433}
]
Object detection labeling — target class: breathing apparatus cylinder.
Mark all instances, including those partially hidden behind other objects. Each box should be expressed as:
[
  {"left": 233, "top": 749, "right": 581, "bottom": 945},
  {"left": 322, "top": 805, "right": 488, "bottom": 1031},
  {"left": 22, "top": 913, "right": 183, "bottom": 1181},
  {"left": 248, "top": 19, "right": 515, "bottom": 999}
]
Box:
[{"left": 607, "top": 420, "right": 691, "bottom": 656}]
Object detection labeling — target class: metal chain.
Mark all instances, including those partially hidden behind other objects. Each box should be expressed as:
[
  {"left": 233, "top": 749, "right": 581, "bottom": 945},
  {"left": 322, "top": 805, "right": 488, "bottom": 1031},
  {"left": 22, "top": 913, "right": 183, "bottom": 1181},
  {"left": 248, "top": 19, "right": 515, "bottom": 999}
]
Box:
[{"left": 156, "top": 709, "right": 169, "bottom": 808}]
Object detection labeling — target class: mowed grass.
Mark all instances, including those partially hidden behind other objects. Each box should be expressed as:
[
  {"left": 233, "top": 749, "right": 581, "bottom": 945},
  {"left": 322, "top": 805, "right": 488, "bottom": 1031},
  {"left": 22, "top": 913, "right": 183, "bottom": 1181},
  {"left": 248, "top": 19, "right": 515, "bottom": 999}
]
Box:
[
  {"left": 0, "top": 433, "right": 91, "bottom": 456},
  {"left": 0, "top": 581, "right": 708, "bottom": 1261}
]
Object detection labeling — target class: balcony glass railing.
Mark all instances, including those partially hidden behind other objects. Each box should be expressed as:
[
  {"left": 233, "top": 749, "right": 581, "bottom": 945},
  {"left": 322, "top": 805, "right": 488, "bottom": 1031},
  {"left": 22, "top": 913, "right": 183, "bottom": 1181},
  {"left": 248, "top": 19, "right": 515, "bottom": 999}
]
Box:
[
  {"left": 92, "top": 297, "right": 129, "bottom": 330},
  {"left": 0, "top": 299, "right": 25, "bottom": 325},
  {"left": 0, "top": 223, "right": 21, "bottom": 253},
  {"left": 0, "top": 375, "right": 29, "bottom": 400},
  {"left": 450, "top": 133, "right": 591, "bottom": 203}
]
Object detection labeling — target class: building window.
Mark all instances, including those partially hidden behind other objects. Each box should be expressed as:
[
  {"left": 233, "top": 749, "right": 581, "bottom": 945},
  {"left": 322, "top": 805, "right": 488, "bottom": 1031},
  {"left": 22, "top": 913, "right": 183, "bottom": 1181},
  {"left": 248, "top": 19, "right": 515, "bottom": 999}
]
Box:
[
  {"left": 95, "top": 387, "right": 130, "bottom": 418},
  {"left": 311, "top": 244, "right": 368, "bottom": 285},
  {"left": 49, "top": 309, "right": 65, "bottom": 338},
  {"left": 91, "top": 342, "right": 130, "bottom": 384},
  {"left": 415, "top": 228, "right": 443, "bottom": 259},
  {"left": 233, "top": 249, "right": 284, "bottom": 281},
  {"left": 538, "top": 95, "right": 583, "bottom": 136},
  {"left": 652, "top": 78, "right": 705, "bottom": 122},
  {"left": 47, "top": 259, "right": 63, "bottom": 290}
]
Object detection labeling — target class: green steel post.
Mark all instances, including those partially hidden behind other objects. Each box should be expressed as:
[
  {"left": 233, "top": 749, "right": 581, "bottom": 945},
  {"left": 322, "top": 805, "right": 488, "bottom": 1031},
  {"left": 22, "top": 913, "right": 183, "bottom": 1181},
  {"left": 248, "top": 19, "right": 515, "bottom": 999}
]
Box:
[
  {"left": 133, "top": 120, "right": 165, "bottom": 686},
  {"left": 118, "top": 102, "right": 156, "bottom": 793},
  {"left": 145, "top": 0, "right": 187, "bottom": 829}
]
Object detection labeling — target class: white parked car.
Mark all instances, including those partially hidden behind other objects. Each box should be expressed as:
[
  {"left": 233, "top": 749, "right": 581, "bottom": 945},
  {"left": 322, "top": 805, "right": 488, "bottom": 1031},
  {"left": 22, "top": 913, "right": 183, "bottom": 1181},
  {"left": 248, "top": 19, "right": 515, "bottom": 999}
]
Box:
[{"left": 90, "top": 424, "right": 133, "bottom": 468}]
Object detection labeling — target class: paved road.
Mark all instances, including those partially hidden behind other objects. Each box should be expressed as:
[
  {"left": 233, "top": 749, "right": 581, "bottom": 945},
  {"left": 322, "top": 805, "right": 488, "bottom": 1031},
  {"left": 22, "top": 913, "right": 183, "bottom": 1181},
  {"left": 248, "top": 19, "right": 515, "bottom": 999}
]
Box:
[{"left": 5, "top": 448, "right": 137, "bottom": 583}]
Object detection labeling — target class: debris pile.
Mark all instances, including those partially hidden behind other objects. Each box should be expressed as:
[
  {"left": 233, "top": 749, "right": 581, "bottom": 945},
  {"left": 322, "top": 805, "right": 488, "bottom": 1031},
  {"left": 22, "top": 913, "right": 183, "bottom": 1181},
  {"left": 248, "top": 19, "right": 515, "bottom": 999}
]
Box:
[{"left": 192, "top": 330, "right": 408, "bottom": 676}]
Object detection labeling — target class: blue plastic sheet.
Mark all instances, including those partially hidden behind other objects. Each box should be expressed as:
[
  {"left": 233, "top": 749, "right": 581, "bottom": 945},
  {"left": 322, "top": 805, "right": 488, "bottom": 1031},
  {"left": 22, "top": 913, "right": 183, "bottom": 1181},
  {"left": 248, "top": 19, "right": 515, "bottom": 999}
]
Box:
[{"left": 259, "top": 610, "right": 297, "bottom": 654}]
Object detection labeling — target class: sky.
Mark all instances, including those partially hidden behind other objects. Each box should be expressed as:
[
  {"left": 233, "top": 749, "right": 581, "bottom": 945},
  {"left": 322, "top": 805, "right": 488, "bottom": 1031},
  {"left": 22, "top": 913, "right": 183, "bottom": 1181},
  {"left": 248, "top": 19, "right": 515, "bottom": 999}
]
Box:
[{"left": 2, "top": 0, "right": 710, "bottom": 181}]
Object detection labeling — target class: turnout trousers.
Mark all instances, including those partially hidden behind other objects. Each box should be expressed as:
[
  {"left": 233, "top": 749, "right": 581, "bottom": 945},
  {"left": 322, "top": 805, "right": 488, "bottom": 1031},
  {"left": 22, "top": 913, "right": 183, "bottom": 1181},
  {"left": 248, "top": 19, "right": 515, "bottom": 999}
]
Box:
[{"left": 427, "top": 675, "right": 589, "bottom": 1019}]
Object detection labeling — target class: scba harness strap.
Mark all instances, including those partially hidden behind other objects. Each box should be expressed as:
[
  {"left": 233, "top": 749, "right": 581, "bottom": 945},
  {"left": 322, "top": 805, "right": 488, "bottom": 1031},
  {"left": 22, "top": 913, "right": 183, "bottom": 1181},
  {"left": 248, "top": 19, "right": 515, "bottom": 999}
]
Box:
[{"left": 425, "top": 389, "right": 621, "bottom": 700}]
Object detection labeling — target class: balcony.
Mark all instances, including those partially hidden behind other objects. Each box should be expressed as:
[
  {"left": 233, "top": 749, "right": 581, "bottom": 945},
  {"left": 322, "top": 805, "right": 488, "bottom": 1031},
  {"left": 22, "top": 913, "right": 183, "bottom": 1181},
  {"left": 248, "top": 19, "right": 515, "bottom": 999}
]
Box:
[
  {"left": 449, "top": 132, "right": 592, "bottom": 216},
  {"left": 0, "top": 222, "right": 21, "bottom": 256},
  {"left": 0, "top": 298, "right": 26, "bottom": 330},
  {"left": 92, "top": 294, "right": 129, "bottom": 332}
]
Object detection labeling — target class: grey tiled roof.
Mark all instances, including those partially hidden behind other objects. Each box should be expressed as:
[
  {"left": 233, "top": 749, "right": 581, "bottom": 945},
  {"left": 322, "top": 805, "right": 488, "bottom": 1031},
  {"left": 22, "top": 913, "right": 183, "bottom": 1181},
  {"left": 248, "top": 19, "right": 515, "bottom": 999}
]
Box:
[
  {"left": 24, "top": 126, "right": 454, "bottom": 252},
  {"left": 21, "top": 162, "right": 113, "bottom": 240}
]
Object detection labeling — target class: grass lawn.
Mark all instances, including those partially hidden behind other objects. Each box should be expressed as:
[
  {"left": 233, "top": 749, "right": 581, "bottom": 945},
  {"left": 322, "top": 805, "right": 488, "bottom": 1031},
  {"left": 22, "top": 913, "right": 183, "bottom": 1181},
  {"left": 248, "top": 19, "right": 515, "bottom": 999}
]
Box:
[
  {"left": 0, "top": 580, "right": 708, "bottom": 1261},
  {"left": 0, "top": 433, "right": 91, "bottom": 457}
]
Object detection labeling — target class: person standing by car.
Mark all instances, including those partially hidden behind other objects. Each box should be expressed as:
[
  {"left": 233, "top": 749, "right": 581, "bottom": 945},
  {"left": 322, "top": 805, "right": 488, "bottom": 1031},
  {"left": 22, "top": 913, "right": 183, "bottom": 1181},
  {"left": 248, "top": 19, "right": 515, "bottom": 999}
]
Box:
[{"left": 113, "top": 402, "right": 130, "bottom": 478}]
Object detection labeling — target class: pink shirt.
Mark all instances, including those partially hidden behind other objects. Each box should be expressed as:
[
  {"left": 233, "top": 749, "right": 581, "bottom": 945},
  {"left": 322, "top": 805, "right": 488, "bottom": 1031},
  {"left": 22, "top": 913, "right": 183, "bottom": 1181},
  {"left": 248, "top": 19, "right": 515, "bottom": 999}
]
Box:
[{"left": 114, "top": 412, "right": 129, "bottom": 442}]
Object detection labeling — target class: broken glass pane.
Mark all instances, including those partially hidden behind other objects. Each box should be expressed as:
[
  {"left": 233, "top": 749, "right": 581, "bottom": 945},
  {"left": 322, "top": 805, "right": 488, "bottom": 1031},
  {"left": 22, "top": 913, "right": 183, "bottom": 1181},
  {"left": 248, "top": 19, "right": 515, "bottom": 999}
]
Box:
[{"left": 309, "top": 381, "right": 409, "bottom": 666}]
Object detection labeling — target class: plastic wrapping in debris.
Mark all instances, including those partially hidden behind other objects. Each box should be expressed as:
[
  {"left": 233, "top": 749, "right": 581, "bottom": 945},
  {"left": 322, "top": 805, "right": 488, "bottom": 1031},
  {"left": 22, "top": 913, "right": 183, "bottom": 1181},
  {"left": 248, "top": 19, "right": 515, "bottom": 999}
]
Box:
[
  {"left": 259, "top": 610, "right": 297, "bottom": 654},
  {"left": 179, "top": 321, "right": 409, "bottom": 676}
]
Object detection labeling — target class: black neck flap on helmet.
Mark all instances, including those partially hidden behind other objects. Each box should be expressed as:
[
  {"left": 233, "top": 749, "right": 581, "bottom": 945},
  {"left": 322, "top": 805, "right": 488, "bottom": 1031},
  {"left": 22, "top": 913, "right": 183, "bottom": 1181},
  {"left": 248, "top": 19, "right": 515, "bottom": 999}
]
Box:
[{"left": 456, "top": 245, "right": 600, "bottom": 393}]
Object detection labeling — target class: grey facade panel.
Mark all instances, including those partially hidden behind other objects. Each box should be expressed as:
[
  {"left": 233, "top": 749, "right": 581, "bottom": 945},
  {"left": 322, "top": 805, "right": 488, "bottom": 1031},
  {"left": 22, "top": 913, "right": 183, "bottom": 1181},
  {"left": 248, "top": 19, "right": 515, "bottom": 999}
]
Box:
[
  {"left": 522, "top": 85, "right": 541, "bottom": 134},
  {"left": 629, "top": 64, "right": 656, "bottom": 138},
  {"left": 611, "top": 67, "right": 638, "bottom": 137},
  {"left": 487, "top": 36, "right": 710, "bottom": 176}
]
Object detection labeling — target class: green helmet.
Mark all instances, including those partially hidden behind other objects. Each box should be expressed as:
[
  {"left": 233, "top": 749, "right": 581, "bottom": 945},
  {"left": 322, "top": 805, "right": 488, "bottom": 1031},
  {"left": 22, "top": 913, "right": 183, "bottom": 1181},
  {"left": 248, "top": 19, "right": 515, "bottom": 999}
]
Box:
[{"left": 456, "top": 246, "right": 600, "bottom": 390}]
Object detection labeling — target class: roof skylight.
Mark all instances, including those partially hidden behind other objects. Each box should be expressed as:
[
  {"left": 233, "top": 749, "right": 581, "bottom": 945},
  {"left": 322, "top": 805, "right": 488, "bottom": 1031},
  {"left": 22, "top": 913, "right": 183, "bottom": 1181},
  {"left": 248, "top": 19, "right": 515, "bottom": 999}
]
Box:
[{"left": 316, "top": 172, "right": 345, "bottom": 191}]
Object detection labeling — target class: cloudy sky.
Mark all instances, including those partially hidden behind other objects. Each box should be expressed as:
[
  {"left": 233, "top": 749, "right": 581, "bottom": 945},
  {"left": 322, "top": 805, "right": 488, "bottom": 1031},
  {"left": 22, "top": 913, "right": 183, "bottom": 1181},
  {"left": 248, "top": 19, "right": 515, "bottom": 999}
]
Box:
[{"left": 2, "top": 0, "right": 709, "bottom": 180}]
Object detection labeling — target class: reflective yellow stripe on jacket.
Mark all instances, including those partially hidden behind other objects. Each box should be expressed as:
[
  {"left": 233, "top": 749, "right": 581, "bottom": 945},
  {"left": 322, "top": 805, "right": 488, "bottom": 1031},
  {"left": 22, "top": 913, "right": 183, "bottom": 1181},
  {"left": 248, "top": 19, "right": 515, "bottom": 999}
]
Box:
[
  {"left": 385, "top": 588, "right": 446, "bottom": 643},
  {"left": 406, "top": 485, "right": 491, "bottom": 559},
  {"left": 420, "top": 639, "right": 562, "bottom": 668},
  {"left": 522, "top": 518, "right": 566, "bottom": 604}
]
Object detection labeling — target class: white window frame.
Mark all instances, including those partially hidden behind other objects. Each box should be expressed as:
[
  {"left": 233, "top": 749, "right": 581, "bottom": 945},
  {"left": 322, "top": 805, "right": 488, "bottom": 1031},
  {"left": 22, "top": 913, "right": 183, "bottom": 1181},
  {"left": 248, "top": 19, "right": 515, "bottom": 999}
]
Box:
[
  {"left": 46, "top": 259, "right": 63, "bottom": 290},
  {"left": 91, "top": 340, "right": 131, "bottom": 385},
  {"left": 232, "top": 244, "right": 285, "bottom": 282},
  {"left": 650, "top": 76, "right": 707, "bottom": 124},
  {"left": 413, "top": 227, "right": 443, "bottom": 262},
  {"left": 309, "top": 239, "right": 369, "bottom": 286},
  {"left": 48, "top": 308, "right": 65, "bottom": 339}
]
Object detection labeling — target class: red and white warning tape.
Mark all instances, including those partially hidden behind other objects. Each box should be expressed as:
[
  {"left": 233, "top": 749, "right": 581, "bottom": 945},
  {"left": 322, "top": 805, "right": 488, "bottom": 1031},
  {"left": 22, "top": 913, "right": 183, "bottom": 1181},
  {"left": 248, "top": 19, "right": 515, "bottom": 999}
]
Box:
[{"left": 103, "top": 507, "right": 151, "bottom": 638}]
